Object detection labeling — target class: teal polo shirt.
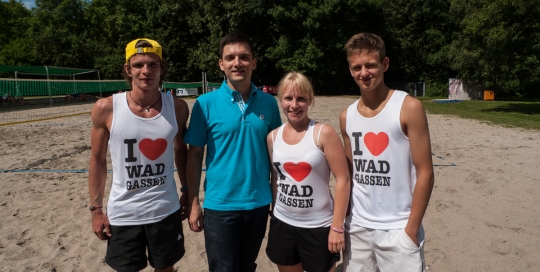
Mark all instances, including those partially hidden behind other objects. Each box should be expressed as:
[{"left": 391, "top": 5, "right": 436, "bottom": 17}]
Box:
[{"left": 184, "top": 81, "right": 282, "bottom": 210}]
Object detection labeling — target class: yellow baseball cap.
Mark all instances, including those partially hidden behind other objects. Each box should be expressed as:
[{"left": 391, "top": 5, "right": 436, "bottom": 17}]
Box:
[{"left": 125, "top": 38, "right": 162, "bottom": 63}]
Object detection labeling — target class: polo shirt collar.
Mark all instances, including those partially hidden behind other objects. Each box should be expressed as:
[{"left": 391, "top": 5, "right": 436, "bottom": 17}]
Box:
[{"left": 220, "top": 80, "right": 258, "bottom": 100}]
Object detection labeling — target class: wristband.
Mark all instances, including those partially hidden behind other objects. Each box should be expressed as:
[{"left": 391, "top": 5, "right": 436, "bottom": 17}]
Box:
[
  {"left": 180, "top": 186, "right": 188, "bottom": 192},
  {"left": 331, "top": 227, "right": 344, "bottom": 234},
  {"left": 89, "top": 206, "right": 103, "bottom": 212}
]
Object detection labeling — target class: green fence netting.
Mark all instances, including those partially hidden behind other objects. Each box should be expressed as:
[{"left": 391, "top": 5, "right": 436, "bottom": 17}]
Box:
[
  {"left": 1, "top": 79, "right": 223, "bottom": 97},
  {"left": 0, "top": 79, "right": 128, "bottom": 96},
  {"left": 207, "top": 82, "right": 222, "bottom": 88},
  {"left": 163, "top": 82, "right": 202, "bottom": 89}
]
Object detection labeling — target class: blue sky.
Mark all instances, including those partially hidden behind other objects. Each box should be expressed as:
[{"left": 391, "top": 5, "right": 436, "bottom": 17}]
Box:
[
  {"left": 1, "top": 0, "right": 35, "bottom": 8},
  {"left": 22, "top": 0, "right": 35, "bottom": 8}
]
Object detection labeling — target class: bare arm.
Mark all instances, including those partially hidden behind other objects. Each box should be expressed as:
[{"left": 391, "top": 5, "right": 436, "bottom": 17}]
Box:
[
  {"left": 187, "top": 144, "right": 204, "bottom": 232},
  {"left": 267, "top": 130, "right": 278, "bottom": 215},
  {"left": 88, "top": 97, "right": 113, "bottom": 240},
  {"left": 401, "top": 96, "right": 435, "bottom": 246},
  {"left": 339, "top": 109, "right": 354, "bottom": 217},
  {"left": 319, "top": 123, "right": 351, "bottom": 253},
  {"left": 173, "top": 98, "right": 189, "bottom": 220}
]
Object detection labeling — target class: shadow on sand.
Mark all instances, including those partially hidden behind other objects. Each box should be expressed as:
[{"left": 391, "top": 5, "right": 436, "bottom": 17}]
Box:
[{"left": 481, "top": 102, "right": 540, "bottom": 115}]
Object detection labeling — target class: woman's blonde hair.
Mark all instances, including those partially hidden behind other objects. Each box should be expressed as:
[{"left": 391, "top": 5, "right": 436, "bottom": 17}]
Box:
[{"left": 277, "top": 72, "right": 315, "bottom": 106}]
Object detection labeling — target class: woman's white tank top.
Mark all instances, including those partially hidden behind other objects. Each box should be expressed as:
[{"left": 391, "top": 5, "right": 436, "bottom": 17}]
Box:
[{"left": 272, "top": 119, "right": 334, "bottom": 228}]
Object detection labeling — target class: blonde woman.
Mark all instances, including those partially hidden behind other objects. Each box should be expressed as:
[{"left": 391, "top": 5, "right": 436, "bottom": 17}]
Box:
[{"left": 266, "top": 72, "right": 351, "bottom": 272}]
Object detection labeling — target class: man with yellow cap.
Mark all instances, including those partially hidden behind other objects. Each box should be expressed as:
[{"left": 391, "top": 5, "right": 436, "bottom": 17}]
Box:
[{"left": 88, "top": 38, "right": 189, "bottom": 272}]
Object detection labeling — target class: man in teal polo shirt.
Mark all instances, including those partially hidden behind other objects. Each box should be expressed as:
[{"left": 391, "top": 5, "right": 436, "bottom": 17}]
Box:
[{"left": 184, "top": 32, "right": 282, "bottom": 271}]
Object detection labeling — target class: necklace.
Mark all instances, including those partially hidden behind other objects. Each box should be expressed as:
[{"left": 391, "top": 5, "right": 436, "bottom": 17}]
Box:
[{"left": 129, "top": 91, "right": 162, "bottom": 112}]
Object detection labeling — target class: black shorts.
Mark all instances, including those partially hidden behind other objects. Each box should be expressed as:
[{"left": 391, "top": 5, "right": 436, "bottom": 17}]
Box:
[
  {"left": 105, "top": 208, "right": 185, "bottom": 272},
  {"left": 266, "top": 216, "right": 340, "bottom": 272}
]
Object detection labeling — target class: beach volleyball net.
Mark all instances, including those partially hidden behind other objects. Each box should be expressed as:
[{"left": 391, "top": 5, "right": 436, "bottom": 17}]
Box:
[
  {"left": 0, "top": 78, "right": 123, "bottom": 125},
  {"left": 0, "top": 78, "right": 221, "bottom": 126},
  {"left": 0, "top": 78, "right": 130, "bottom": 125}
]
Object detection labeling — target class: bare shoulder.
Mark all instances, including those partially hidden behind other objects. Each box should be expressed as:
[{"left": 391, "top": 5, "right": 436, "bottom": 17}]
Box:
[
  {"left": 267, "top": 126, "right": 280, "bottom": 150},
  {"left": 91, "top": 97, "right": 113, "bottom": 126},
  {"left": 339, "top": 108, "right": 349, "bottom": 135},
  {"left": 173, "top": 98, "right": 189, "bottom": 123},
  {"left": 402, "top": 95, "right": 426, "bottom": 117},
  {"left": 316, "top": 122, "right": 338, "bottom": 137},
  {"left": 268, "top": 126, "right": 280, "bottom": 140},
  {"left": 173, "top": 97, "right": 189, "bottom": 110},
  {"left": 339, "top": 107, "right": 348, "bottom": 120},
  {"left": 315, "top": 122, "right": 341, "bottom": 150},
  {"left": 92, "top": 96, "right": 113, "bottom": 114},
  {"left": 401, "top": 95, "right": 429, "bottom": 136}
]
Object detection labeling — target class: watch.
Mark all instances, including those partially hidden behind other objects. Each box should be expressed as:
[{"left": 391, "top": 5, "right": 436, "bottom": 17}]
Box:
[
  {"left": 89, "top": 206, "right": 103, "bottom": 211},
  {"left": 180, "top": 187, "right": 188, "bottom": 192}
]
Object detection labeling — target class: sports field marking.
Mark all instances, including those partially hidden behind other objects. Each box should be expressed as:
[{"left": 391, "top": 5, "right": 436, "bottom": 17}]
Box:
[
  {"left": 0, "top": 111, "right": 91, "bottom": 127},
  {"left": 432, "top": 152, "right": 457, "bottom": 166}
]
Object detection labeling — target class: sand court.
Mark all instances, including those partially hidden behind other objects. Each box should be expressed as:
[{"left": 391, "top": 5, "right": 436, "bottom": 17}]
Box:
[{"left": 0, "top": 96, "right": 539, "bottom": 271}]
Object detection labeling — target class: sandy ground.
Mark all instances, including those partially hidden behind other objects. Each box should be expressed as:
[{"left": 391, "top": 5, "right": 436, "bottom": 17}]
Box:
[{"left": 0, "top": 96, "right": 539, "bottom": 271}]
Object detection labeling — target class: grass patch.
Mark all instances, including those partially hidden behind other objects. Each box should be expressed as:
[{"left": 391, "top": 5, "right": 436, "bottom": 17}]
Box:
[{"left": 420, "top": 97, "right": 540, "bottom": 131}]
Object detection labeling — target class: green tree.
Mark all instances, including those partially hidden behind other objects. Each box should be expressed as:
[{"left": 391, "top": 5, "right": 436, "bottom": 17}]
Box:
[
  {"left": 183, "top": 0, "right": 275, "bottom": 83},
  {"left": 85, "top": 0, "right": 204, "bottom": 81},
  {"left": 84, "top": 0, "right": 156, "bottom": 79},
  {"left": 0, "top": 0, "right": 34, "bottom": 66},
  {"left": 266, "top": 0, "right": 383, "bottom": 94},
  {"left": 31, "top": 0, "right": 92, "bottom": 69},
  {"left": 0, "top": 0, "right": 31, "bottom": 47},
  {"left": 447, "top": 0, "right": 540, "bottom": 97},
  {"left": 144, "top": 0, "right": 195, "bottom": 82},
  {"left": 382, "top": 0, "right": 455, "bottom": 96}
]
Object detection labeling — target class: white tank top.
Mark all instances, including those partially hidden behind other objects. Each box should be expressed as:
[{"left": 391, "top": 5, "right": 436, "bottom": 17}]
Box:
[
  {"left": 107, "top": 92, "right": 180, "bottom": 226},
  {"left": 346, "top": 90, "right": 416, "bottom": 229},
  {"left": 272, "top": 119, "right": 334, "bottom": 228}
]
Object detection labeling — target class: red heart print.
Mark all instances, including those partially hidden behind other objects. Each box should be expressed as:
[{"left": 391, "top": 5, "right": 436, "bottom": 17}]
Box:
[
  {"left": 364, "top": 132, "right": 389, "bottom": 156},
  {"left": 283, "top": 162, "right": 312, "bottom": 182},
  {"left": 139, "top": 138, "right": 167, "bottom": 160}
]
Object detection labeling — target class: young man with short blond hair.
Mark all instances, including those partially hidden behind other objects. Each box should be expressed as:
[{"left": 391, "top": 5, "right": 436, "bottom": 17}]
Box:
[{"left": 340, "top": 32, "right": 434, "bottom": 271}]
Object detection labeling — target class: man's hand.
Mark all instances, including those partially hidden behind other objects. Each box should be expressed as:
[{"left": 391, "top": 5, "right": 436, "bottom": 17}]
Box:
[
  {"left": 405, "top": 226, "right": 419, "bottom": 247},
  {"left": 91, "top": 210, "right": 111, "bottom": 240},
  {"left": 188, "top": 201, "right": 204, "bottom": 232},
  {"left": 179, "top": 192, "right": 188, "bottom": 220}
]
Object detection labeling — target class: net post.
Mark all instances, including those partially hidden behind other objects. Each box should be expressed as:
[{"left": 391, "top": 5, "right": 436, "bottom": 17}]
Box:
[
  {"left": 45, "top": 66, "right": 52, "bottom": 106},
  {"left": 98, "top": 71, "right": 102, "bottom": 97},
  {"left": 15, "top": 71, "right": 20, "bottom": 97},
  {"left": 73, "top": 75, "right": 77, "bottom": 95},
  {"left": 201, "top": 71, "right": 206, "bottom": 94}
]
